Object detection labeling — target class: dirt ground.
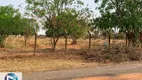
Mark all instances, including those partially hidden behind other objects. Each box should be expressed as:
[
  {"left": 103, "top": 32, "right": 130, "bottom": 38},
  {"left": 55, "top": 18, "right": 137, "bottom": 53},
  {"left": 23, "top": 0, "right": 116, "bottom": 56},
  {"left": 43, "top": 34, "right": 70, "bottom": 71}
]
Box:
[
  {"left": 0, "top": 36, "right": 102, "bottom": 73},
  {"left": 0, "top": 36, "right": 135, "bottom": 73},
  {"left": 76, "top": 73, "right": 142, "bottom": 80},
  {"left": 23, "top": 62, "right": 142, "bottom": 80}
]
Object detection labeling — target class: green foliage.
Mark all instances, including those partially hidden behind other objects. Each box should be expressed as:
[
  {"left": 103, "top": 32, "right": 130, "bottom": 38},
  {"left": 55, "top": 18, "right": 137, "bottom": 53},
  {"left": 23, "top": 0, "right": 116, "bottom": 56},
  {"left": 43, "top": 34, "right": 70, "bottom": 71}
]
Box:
[
  {"left": 45, "top": 27, "right": 65, "bottom": 37},
  {"left": 0, "top": 5, "right": 20, "bottom": 47},
  {"left": 26, "top": 0, "right": 91, "bottom": 37},
  {"left": 26, "top": 0, "right": 92, "bottom": 50},
  {"left": 0, "top": 5, "right": 35, "bottom": 47},
  {"left": 0, "top": 5, "right": 20, "bottom": 35},
  {"left": 93, "top": 0, "right": 142, "bottom": 46},
  {"left": 21, "top": 18, "right": 36, "bottom": 36}
]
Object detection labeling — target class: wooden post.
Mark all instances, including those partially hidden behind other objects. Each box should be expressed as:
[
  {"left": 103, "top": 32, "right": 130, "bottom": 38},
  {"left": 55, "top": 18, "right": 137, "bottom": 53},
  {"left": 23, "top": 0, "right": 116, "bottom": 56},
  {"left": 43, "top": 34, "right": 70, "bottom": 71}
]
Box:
[
  {"left": 34, "top": 33, "right": 37, "bottom": 56},
  {"left": 88, "top": 31, "right": 92, "bottom": 52},
  {"left": 108, "top": 32, "right": 111, "bottom": 48},
  {"left": 24, "top": 36, "right": 27, "bottom": 47},
  {"left": 65, "top": 30, "right": 67, "bottom": 54}
]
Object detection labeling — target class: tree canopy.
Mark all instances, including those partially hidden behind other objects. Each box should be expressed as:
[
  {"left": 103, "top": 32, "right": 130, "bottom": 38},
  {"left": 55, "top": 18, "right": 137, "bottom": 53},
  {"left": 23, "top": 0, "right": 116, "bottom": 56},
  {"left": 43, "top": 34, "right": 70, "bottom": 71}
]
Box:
[
  {"left": 93, "top": 0, "right": 142, "bottom": 47},
  {"left": 0, "top": 5, "right": 35, "bottom": 47},
  {"left": 26, "top": 0, "right": 92, "bottom": 51}
]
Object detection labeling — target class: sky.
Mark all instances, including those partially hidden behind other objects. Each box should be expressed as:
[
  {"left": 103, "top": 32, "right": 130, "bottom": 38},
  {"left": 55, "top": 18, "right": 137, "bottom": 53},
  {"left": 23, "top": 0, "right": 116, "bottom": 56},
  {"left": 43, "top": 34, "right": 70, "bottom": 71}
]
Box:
[
  {"left": 0, "top": 0, "right": 99, "bottom": 35},
  {"left": 0, "top": 0, "right": 97, "bottom": 10}
]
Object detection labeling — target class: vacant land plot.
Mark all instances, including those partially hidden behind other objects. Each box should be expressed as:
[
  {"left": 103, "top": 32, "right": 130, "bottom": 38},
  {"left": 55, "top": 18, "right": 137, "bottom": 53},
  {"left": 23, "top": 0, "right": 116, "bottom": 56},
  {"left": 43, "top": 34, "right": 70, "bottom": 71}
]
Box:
[
  {"left": 0, "top": 36, "right": 97, "bottom": 73},
  {"left": 0, "top": 36, "right": 140, "bottom": 73}
]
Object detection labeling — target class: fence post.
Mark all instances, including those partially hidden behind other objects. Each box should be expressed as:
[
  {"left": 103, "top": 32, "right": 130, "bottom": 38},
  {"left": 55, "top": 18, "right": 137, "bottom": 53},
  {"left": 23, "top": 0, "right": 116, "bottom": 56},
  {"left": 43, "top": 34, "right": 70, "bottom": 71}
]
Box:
[
  {"left": 65, "top": 30, "right": 68, "bottom": 54},
  {"left": 88, "top": 31, "right": 92, "bottom": 52},
  {"left": 34, "top": 33, "right": 37, "bottom": 56}
]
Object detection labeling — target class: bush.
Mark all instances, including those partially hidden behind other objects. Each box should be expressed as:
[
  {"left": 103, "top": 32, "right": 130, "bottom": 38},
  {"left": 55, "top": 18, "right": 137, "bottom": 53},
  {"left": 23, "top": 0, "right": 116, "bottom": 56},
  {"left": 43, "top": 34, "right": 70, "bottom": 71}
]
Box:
[{"left": 84, "top": 44, "right": 142, "bottom": 63}]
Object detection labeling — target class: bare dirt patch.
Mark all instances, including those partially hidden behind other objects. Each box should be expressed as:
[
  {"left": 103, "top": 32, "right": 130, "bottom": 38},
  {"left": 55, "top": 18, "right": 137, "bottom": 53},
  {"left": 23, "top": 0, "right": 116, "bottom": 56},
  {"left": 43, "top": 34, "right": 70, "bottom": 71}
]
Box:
[{"left": 75, "top": 73, "right": 142, "bottom": 80}]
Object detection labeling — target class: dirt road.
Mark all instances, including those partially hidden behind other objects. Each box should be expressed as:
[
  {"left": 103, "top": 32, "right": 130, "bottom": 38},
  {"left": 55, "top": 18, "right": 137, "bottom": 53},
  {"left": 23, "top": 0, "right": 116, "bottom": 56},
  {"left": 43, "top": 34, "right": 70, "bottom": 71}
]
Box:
[
  {"left": 23, "top": 63, "right": 142, "bottom": 80},
  {"left": 75, "top": 73, "right": 142, "bottom": 80}
]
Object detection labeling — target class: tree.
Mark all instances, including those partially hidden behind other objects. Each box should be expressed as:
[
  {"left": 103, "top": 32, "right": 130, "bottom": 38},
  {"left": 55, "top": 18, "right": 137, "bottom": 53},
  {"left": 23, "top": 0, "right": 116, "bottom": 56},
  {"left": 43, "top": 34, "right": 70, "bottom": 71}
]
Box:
[
  {"left": 120, "top": 0, "right": 142, "bottom": 46},
  {"left": 58, "top": 8, "right": 92, "bottom": 45},
  {"left": 0, "top": 5, "right": 23, "bottom": 47},
  {"left": 93, "top": 0, "right": 121, "bottom": 47},
  {"left": 70, "top": 8, "right": 92, "bottom": 45},
  {"left": 25, "top": 0, "right": 41, "bottom": 55},
  {"left": 20, "top": 18, "right": 35, "bottom": 47},
  {"left": 26, "top": 0, "right": 92, "bottom": 51},
  {"left": 93, "top": 12, "right": 116, "bottom": 47},
  {"left": 94, "top": 0, "right": 142, "bottom": 47}
]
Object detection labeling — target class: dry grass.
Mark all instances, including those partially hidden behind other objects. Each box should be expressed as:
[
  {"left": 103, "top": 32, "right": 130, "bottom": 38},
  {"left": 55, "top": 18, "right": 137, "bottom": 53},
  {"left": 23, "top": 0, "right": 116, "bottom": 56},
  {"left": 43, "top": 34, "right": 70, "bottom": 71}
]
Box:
[
  {"left": 0, "top": 36, "right": 134, "bottom": 73},
  {"left": 84, "top": 44, "right": 142, "bottom": 63},
  {"left": 0, "top": 36, "right": 98, "bottom": 73},
  {"left": 0, "top": 55, "right": 97, "bottom": 73}
]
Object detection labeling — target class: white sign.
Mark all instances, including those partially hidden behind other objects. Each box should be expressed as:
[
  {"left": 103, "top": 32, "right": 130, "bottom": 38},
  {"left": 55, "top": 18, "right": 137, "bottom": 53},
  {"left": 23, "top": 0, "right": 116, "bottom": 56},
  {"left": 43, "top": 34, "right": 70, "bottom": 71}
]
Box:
[{"left": 0, "top": 72, "right": 22, "bottom": 80}]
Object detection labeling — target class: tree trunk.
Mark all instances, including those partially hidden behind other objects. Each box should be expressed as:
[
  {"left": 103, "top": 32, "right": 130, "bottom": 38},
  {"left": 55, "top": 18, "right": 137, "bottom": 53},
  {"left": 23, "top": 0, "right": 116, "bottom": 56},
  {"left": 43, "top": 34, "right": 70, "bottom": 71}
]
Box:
[
  {"left": 71, "top": 36, "right": 77, "bottom": 45},
  {"left": 65, "top": 36, "right": 67, "bottom": 53},
  {"left": 34, "top": 33, "right": 37, "bottom": 56},
  {"left": 0, "top": 35, "right": 7, "bottom": 48},
  {"left": 125, "top": 33, "right": 128, "bottom": 46},
  {"left": 51, "top": 37, "right": 60, "bottom": 52},
  {"left": 0, "top": 42, "right": 4, "bottom": 48},
  {"left": 88, "top": 31, "right": 92, "bottom": 52}
]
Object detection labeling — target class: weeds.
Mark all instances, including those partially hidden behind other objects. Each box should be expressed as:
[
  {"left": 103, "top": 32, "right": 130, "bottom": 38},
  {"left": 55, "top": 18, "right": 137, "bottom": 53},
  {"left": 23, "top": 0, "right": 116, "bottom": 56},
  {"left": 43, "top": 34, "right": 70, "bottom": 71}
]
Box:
[{"left": 84, "top": 44, "right": 142, "bottom": 63}]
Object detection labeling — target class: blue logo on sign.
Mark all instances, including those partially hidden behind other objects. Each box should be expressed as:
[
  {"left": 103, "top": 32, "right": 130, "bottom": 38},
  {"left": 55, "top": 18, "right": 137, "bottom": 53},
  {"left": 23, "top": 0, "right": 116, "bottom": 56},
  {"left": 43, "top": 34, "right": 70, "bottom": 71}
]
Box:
[{"left": 5, "top": 73, "right": 18, "bottom": 80}]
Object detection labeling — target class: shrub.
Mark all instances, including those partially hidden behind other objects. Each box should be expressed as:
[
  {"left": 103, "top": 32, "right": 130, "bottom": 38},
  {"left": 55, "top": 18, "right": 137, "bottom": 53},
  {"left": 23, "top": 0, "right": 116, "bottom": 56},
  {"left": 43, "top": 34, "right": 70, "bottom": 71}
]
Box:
[{"left": 84, "top": 44, "right": 142, "bottom": 63}]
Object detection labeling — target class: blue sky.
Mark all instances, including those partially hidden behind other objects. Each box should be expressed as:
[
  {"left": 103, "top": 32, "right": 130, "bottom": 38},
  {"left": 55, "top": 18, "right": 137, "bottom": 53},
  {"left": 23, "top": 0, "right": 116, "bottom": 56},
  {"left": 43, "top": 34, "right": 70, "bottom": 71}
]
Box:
[
  {"left": 0, "top": 0, "right": 99, "bottom": 15},
  {"left": 0, "top": 0, "right": 96, "bottom": 8},
  {"left": 0, "top": 0, "right": 99, "bottom": 35}
]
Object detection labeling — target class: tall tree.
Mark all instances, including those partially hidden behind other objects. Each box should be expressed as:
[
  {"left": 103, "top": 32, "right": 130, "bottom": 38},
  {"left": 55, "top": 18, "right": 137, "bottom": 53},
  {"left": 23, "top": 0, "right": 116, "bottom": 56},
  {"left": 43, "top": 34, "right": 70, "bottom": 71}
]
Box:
[
  {"left": 93, "top": 12, "right": 116, "bottom": 47},
  {"left": 26, "top": 0, "right": 92, "bottom": 51},
  {"left": 20, "top": 18, "right": 35, "bottom": 47},
  {"left": 94, "top": 0, "right": 142, "bottom": 47},
  {"left": 0, "top": 5, "right": 23, "bottom": 47}
]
